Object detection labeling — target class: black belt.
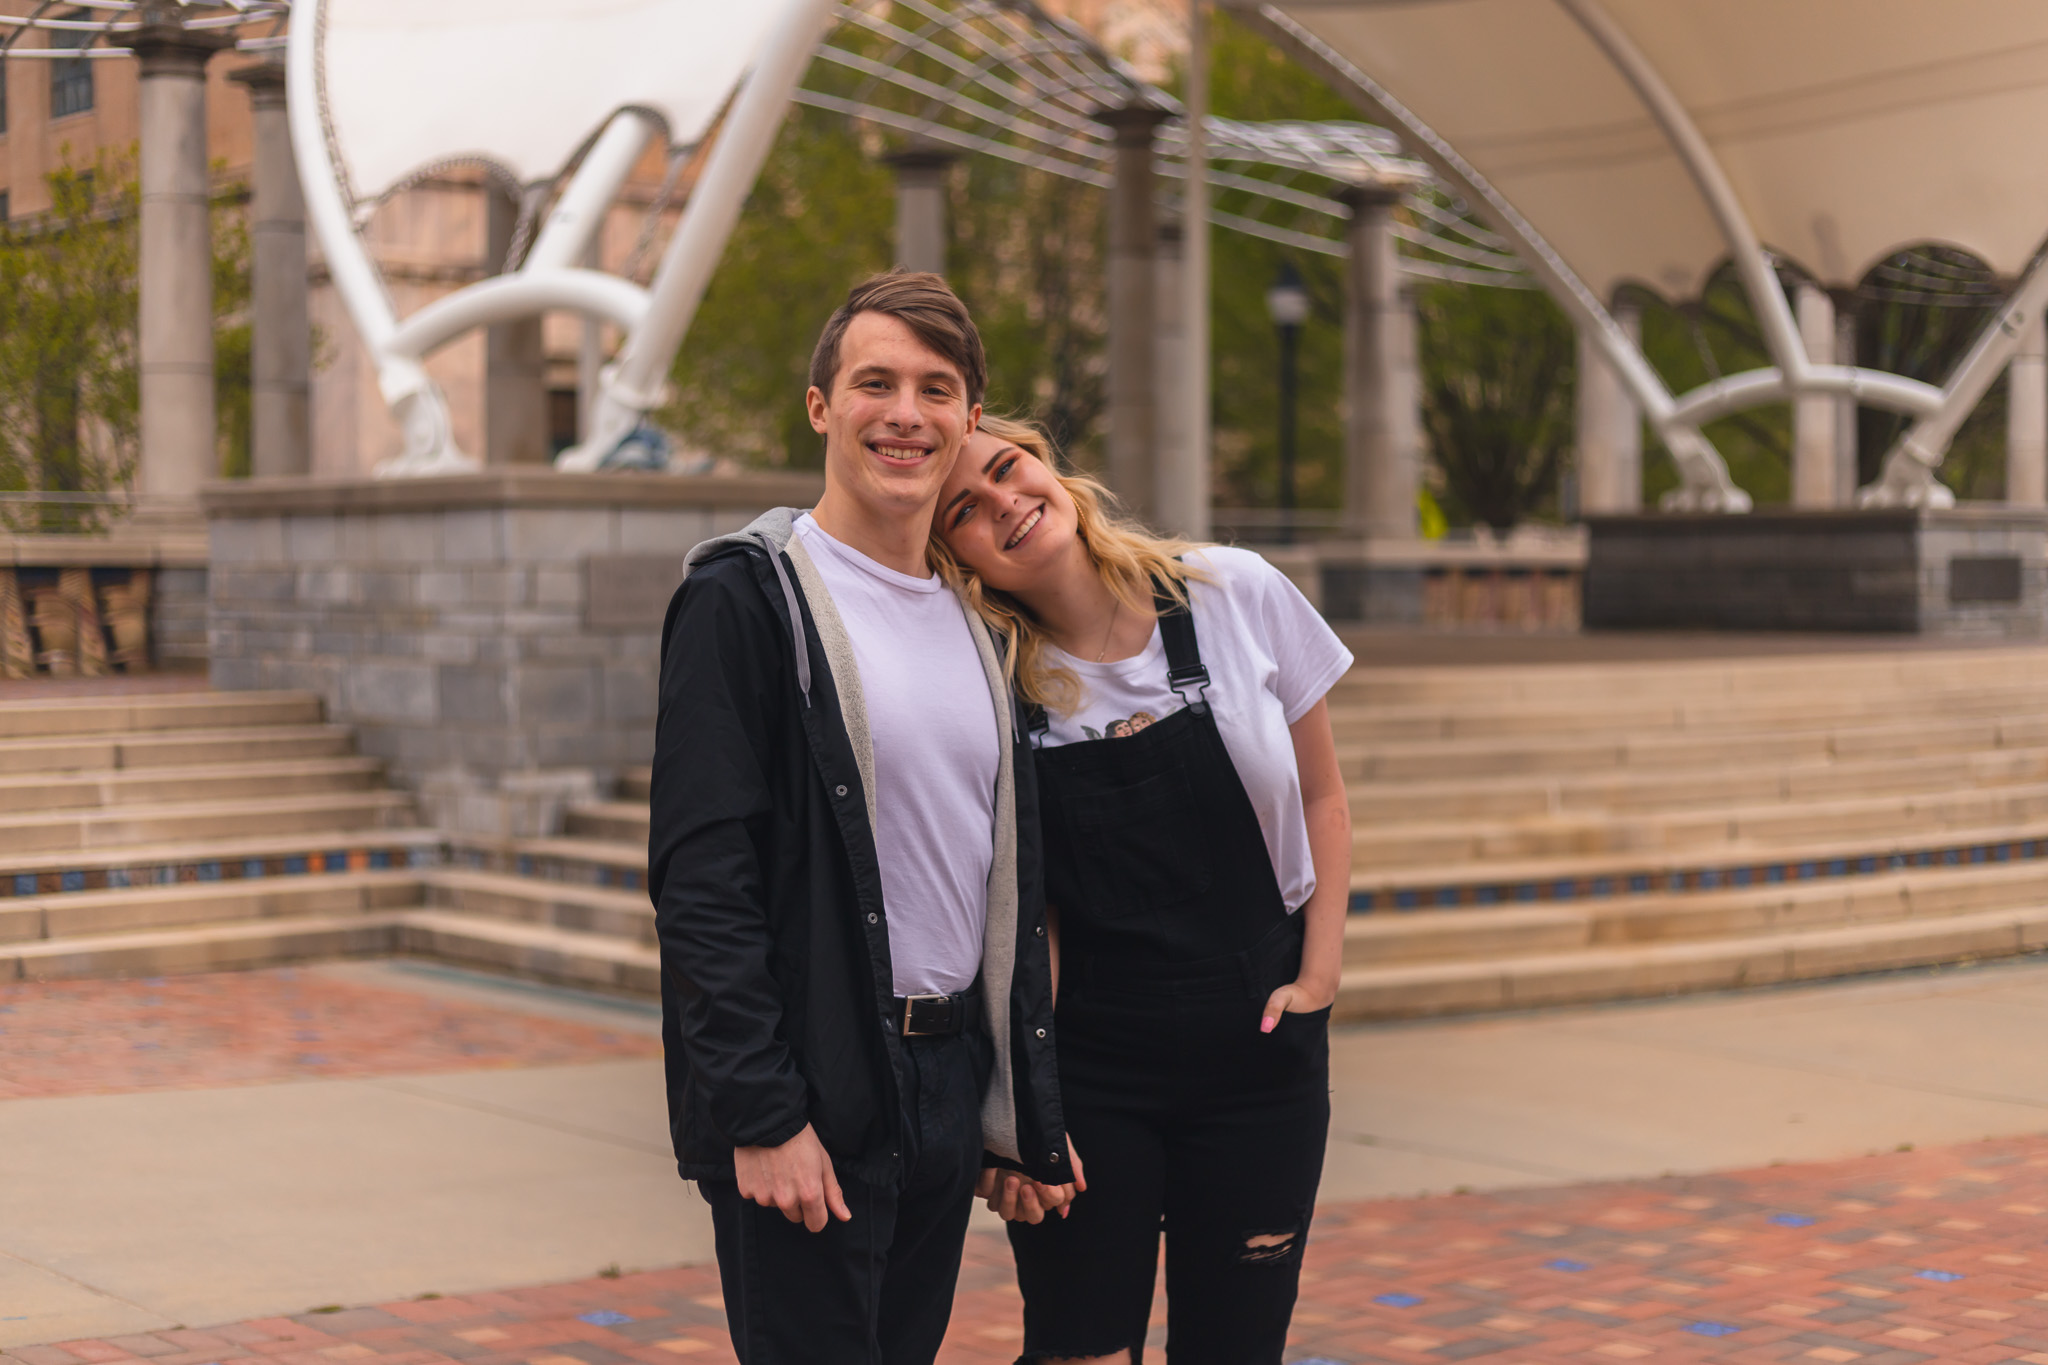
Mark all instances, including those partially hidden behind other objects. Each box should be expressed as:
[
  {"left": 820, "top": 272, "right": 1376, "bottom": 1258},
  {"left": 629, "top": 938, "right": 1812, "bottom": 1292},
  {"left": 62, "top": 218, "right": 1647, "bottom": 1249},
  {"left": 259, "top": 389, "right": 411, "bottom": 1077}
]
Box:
[{"left": 892, "top": 985, "right": 981, "bottom": 1037}]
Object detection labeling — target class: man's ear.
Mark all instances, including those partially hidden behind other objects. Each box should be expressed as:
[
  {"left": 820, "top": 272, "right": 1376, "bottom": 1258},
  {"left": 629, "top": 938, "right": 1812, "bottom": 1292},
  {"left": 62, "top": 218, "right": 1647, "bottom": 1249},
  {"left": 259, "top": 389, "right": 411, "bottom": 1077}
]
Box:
[
  {"left": 966, "top": 402, "right": 983, "bottom": 436},
  {"left": 806, "top": 386, "right": 830, "bottom": 435}
]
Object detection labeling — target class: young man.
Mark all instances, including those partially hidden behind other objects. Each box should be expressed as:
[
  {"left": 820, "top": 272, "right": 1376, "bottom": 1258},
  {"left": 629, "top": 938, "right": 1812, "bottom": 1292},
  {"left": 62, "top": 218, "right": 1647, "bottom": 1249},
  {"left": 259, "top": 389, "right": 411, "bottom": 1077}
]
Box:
[{"left": 649, "top": 271, "right": 1069, "bottom": 1363}]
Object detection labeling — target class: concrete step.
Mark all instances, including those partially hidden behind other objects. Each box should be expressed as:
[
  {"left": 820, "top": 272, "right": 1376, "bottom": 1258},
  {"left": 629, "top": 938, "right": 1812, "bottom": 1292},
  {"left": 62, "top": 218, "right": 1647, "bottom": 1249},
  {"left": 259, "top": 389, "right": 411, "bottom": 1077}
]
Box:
[
  {"left": 1340, "top": 711, "right": 2048, "bottom": 783},
  {"left": 1325, "top": 649, "right": 2048, "bottom": 707},
  {"left": 1346, "top": 746, "right": 2048, "bottom": 823},
  {"left": 0, "top": 827, "right": 442, "bottom": 884},
  {"left": 0, "top": 724, "right": 358, "bottom": 777},
  {"left": 0, "top": 757, "right": 386, "bottom": 816},
  {"left": 421, "top": 868, "right": 655, "bottom": 945},
  {"left": 0, "top": 691, "right": 322, "bottom": 741},
  {"left": 394, "top": 910, "right": 660, "bottom": 995},
  {"left": 1335, "top": 901, "right": 2048, "bottom": 1021},
  {"left": 0, "top": 871, "right": 420, "bottom": 945},
  {"left": 1, "top": 911, "right": 400, "bottom": 982},
  {"left": 0, "top": 791, "right": 417, "bottom": 857},
  {"left": 619, "top": 767, "right": 651, "bottom": 801},
  {"left": 1351, "top": 780, "right": 2048, "bottom": 870},
  {"left": 1342, "top": 860, "right": 2048, "bottom": 966},
  {"left": 450, "top": 835, "right": 646, "bottom": 892},
  {"left": 564, "top": 800, "right": 650, "bottom": 844}
]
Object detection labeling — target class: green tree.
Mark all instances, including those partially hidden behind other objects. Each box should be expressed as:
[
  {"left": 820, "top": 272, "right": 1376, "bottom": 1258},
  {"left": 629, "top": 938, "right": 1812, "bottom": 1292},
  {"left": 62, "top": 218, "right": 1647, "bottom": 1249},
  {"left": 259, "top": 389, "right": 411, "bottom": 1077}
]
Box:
[
  {"left": 0, "top": 160, "right": 138, "bottom": 530},
  {"left": 1416, "top": 281, "right": 1575, "bottom": 530}
]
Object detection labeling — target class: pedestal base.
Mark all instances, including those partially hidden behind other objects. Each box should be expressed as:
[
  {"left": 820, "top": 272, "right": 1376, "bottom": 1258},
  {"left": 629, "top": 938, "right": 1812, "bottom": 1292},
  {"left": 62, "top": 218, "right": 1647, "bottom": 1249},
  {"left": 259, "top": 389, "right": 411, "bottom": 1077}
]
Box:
[
  {"left": 1584, "top": 508, "right": 2048, "bottom": 635},
  {"left": 203, "top": 470, "right": 823, "bottom": 834}
]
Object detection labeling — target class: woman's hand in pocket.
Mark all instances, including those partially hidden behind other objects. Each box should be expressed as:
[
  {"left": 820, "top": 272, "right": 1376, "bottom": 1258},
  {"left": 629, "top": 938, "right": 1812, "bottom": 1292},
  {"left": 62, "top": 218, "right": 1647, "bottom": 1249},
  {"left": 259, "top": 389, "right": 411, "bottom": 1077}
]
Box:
[{"left": 1260, "top": 976, "right": 1336, "bottom": 1033}]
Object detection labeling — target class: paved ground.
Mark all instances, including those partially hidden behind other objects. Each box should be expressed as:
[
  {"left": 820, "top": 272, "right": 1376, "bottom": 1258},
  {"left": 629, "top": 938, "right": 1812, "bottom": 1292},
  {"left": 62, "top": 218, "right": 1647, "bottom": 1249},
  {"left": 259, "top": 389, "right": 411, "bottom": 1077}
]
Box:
[
  {"left": 14, "top": 1134, "right": 2048, "bottom": 1363},
  {"left": 11, "top": 955, "right": 2048, "bottom": 1359}
]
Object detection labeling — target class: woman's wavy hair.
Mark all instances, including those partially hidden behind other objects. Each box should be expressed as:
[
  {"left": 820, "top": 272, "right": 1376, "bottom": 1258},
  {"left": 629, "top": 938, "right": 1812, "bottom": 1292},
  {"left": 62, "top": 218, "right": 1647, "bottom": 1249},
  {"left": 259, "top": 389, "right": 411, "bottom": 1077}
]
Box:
[{"left": 928, "top": 413, "right": 1208, "bottom": 716}]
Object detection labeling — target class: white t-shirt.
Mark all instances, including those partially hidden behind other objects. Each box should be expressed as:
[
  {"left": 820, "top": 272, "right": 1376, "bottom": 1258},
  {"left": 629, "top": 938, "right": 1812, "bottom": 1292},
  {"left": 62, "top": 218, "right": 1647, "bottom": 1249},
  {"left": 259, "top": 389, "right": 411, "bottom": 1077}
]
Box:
[
  {"left": 1040, "top": 546, "right": 1352, "bottom": 912},
  {"left": 794, "top": 515, "right": 998, "bottom": 995}
]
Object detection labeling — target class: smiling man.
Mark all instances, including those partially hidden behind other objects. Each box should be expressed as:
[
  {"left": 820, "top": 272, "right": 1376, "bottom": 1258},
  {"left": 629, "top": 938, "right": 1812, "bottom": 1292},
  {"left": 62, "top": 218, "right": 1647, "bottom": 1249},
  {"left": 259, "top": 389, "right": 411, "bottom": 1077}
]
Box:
[{"left": 649, "top": 271, "right": 1069, "bottom": 1363}]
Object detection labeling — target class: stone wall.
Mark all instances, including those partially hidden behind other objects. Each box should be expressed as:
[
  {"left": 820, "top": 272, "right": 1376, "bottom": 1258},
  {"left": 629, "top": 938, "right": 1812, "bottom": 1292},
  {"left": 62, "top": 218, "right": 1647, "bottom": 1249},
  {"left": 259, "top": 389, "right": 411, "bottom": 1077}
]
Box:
[
  {"left": 205, "top": 470, "right": 823, "bottom": 835},
  {"left": 1584, "top": 508, "right": 2048, "bottom": 635}
]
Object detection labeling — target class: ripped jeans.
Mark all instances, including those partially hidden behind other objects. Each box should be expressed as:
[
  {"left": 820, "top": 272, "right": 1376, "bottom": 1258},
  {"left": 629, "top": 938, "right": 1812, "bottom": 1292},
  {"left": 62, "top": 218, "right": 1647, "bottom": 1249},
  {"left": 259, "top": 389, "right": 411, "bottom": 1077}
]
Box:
[{"left": 1006, "top": 946, "right": 1330, "bottom": 1365}]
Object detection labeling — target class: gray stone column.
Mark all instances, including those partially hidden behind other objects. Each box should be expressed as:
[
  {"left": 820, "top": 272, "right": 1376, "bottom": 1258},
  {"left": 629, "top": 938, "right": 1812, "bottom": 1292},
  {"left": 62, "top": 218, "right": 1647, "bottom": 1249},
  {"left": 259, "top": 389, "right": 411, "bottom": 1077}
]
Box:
[
  {"left": 1793, "top": 282, "right": 1837, "bottom": 508},
  {"left": 484, "top": 188, "right": 549, "bottom": 466},
  {"left": 134, "top": 17, "right": 230, "bottom": 501},
  {"left": 1834, "top": 298, "right": 1860, "bottom": 500},
  {"left": 882, "top": 143, "right": 954, "bottom": 276},
  {"left": 2009, "top": 308, "right": 2048, "bottom": 506},
  {"left": 1095, "top": 105, "right": 1170, "bottom": 523},
  {"left": 1338, "top": 186, "right": 1421, "bottom": 538},
  {"left": 230, "top": 58, "right": 310, "bottom": 478},
  {"left": 1575, "top": 305, "right": 1643, "bottom": 513}
]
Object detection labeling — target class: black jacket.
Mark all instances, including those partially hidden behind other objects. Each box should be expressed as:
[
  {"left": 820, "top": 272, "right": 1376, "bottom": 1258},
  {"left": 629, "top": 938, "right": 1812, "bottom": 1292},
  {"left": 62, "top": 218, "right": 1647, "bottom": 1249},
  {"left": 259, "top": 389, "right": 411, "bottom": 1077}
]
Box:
[{"left": 648, "top": 508, "right": 1066, "bottom": 1187}]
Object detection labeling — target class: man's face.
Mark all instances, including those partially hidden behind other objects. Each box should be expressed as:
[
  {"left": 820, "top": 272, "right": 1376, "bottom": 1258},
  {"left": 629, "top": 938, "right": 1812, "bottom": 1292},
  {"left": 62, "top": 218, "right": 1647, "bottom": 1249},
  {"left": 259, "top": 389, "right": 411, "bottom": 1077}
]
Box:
[{"left": 806, "top": 311, "right": 980, "bottom": 524}]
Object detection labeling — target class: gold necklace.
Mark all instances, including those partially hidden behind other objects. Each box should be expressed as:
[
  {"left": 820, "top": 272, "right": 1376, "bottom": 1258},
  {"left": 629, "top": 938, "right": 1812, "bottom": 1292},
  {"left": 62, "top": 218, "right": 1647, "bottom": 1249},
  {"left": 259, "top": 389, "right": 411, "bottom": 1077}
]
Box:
[{"left": 1095, "top": 598, "right": 1121, "bottom": 662}]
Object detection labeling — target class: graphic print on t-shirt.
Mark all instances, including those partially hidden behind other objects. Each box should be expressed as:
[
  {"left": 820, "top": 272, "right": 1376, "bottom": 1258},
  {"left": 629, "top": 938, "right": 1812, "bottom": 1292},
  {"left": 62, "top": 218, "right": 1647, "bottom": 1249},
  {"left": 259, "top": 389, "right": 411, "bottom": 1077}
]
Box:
[{"left": 1081, "top": 709, "right": 1170, "bottom": 740}]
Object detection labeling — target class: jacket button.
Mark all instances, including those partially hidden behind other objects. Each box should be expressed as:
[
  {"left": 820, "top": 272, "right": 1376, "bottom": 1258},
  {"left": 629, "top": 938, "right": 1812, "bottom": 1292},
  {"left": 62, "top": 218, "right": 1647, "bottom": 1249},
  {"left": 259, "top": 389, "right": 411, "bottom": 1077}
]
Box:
[
  {"left": 1034, "top": 924, "right": 1045, "bottom": 937},
  {"left": 1049, "top": 1151, "right": 1061, "bottom": 1162},
  {"left": 835, "top": 785, "right": 848, "bottom": 798},
  {"left": 867, "top": 912, "right": 879, "bottom": 924}
]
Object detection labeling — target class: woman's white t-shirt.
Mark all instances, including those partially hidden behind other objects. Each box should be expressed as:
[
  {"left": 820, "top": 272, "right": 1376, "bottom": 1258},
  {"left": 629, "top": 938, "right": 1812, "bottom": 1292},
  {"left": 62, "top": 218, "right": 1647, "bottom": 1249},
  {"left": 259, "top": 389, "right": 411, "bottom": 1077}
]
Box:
[{"left": 1039, "top": 546, "right": 1352, "bottom": 912}]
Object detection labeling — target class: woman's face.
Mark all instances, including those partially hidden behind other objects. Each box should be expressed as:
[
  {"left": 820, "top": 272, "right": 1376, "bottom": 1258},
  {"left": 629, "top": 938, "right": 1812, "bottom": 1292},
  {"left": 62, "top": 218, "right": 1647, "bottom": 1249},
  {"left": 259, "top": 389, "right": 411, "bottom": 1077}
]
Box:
[{"left": 934, "top": 429, "right": 1081, "bottom": 594}]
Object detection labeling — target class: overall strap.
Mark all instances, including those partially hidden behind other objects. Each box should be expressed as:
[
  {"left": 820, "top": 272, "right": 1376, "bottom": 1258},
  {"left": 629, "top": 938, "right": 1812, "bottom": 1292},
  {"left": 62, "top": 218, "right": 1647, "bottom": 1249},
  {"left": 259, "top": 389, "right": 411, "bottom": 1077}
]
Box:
[{"left": 1153, "top": 575, "right": 1210, "bottom": 712}]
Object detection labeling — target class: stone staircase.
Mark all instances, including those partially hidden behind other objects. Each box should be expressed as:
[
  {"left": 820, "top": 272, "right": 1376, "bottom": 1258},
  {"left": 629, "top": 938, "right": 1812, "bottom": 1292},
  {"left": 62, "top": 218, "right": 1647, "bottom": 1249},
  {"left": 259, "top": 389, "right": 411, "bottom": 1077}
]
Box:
[{"left": 14, "top": 646, "right": 2048, "bottom": 1022}]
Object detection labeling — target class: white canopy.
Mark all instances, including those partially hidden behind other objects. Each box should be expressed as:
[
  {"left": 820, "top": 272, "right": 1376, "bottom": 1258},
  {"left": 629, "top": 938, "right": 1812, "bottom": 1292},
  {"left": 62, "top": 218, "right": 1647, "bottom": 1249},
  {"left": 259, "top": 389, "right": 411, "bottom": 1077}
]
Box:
[
  {"left": 1256, "top": 0, "right": 2048, "bottom": 300},
  {"left": 317, "top": 0, "right": 797, "bottom": 208}
]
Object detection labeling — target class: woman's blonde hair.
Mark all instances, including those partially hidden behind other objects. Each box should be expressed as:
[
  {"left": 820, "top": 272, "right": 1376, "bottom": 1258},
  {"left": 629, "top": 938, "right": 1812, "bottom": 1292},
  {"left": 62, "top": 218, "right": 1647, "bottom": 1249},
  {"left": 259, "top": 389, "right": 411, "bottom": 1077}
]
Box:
[{"left": 928, "top": 413, "right": 1207, "bottom": 715}]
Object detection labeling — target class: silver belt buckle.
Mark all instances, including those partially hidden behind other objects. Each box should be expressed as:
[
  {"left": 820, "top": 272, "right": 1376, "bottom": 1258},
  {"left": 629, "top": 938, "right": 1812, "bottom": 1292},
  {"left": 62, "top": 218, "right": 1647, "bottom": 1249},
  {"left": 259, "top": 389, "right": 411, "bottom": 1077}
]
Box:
[{"left": 901, "top": 992, "right": 950, "bottom": 1036}]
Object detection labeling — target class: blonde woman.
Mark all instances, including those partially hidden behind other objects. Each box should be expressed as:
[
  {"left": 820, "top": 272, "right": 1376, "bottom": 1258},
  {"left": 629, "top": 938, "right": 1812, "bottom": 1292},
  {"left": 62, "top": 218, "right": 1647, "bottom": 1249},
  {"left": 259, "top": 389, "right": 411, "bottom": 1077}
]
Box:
[{"left": 931, "top": 415, "right": 1353, "bottom": 1365}]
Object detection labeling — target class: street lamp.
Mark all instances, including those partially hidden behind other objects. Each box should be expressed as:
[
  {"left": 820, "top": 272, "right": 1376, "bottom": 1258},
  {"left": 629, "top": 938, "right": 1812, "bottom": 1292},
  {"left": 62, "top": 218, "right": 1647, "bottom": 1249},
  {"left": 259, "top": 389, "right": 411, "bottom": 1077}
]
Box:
[{"left": 1266, "top": 260, "right": 1310, "bottom": 543}]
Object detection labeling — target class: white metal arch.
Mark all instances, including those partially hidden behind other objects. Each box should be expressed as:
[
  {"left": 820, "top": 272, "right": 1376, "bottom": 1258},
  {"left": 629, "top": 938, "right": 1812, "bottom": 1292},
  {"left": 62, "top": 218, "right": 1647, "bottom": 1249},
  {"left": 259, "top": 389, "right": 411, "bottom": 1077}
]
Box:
[{"left": 1235, "top": 0, "right": 2048, "bottom": 512}]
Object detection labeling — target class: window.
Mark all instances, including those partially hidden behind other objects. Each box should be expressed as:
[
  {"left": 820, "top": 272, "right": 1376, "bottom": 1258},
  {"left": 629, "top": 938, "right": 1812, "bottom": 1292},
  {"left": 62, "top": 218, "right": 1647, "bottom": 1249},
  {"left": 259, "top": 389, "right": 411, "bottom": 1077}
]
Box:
[
  {"left": 50, "top": 20, "right": 92, "bottom": 119},
  {"left": 1, "top": 59, "right": 9, "bottom": 135},
  {"left": 0, "top": 193, "right": 10, "bottom": 223}
]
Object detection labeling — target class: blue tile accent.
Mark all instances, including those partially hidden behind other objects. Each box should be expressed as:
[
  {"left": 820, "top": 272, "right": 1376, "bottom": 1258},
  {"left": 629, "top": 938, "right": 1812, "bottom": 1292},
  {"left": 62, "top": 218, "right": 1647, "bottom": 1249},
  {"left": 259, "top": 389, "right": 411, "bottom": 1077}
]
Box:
[
  {"left": 1766, "top": 864, "right": 1787, "bottom": 883},
  {"left": 108, "top": 868, "right": 130, "bottom": 889},
  {"left": 1768, "top": 1213, "right": 1816, "bottom": 1227},
  {"left": 1552, "top": 880, "right": 1575, "bottom": 899},
  {"left": 198, "top": 862, "right": 222, "bottom": 882},
  {"left": 1914, "top": 1269, "right": 1964, "bottom": 1282},
  {"left": 1700, "top": 869, "right": 1721, "bottom": 889},
  {"left": 243, "top": 860, "right": 265, "bottom": 879},
  {"left": 60, "top": 871, "right": 84, "bottom": 892},
  {"left": 1395, "top": 889, "right": 1419, "bottom": 910},
  {"left": 1373, "top": 1293, "right": 1423, "bottom": 1308},
  {"left": 1944, "top": 847, "right": 1962, "bottom": 865},
  {"left": 1591, "top": 878, "right": 1614, "bottom": 898},
  {"left": 12, "top": 875, "right": 32, "bottom": 896},
  {"left": 1436, "top": 887, "right": 1459, "bottom": 907},
  {"left": 1857, "top": 857, "right": 1877, "bottom": 875},
  {"left": 1731, "top": 867, "right": 1751, "bottom": 887},
  {"left": 578, "top": 1311, "right": 635, "bottom": 1327},
  {"left": 1971, "top": 845, "right": 1989, "bottom": 863},
  {"left": 1628, "top": 874, "right": 1650, "bottom": 894},
  {"left": 1545, "top": 1258, "right": 1591, "bottom": 1272},
  {"left": 1826, "top": 859, "right": 1847, "bottom": 877},
  {"left": 1517, "top": 884, "right": 1539, "bottom": 902},
  {"left": 370, "top": 849, "right": 392, "bottom": 870},
  {"left": 1666, "top": 871, "right": 1686, "bottom": 891},
  {"left": 1797, "top": 862, "right": 1817, "bottom": 879},
  {"left": 324, "top": 851, "right": 348, "bottom": 872},
  {"left": 285, "top": 856, "right": 309, "bottom": 876},
  {"left": 1685, "top": 1322, "right": 1741, "bottom": 1337}
]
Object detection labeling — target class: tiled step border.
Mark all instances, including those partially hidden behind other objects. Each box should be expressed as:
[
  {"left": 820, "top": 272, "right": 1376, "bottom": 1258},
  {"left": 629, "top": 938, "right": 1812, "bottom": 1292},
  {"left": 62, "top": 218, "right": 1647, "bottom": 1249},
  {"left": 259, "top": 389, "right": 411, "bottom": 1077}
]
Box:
[
  {"left": 0, "top": 839, "right": 443, "bottom": 900},
  {"left": 448, "top": 842, "right": 646, "bottom": 893},
  {"left": 1354, "top": 834, "right": 2048, "bottom": 912}
]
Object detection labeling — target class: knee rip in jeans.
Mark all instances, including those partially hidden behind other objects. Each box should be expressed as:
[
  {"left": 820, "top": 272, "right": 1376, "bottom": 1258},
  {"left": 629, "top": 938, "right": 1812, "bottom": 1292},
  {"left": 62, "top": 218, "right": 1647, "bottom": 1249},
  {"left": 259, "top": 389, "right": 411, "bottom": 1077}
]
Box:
[{"left": 1237, "top": 1215, "right": 1310, "bottom": 1266}]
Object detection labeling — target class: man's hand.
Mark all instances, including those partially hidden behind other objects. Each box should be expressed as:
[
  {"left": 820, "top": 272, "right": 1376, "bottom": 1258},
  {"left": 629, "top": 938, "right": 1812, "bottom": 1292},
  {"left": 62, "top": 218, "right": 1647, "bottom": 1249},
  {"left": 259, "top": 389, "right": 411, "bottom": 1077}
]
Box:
[
  {"left": 978, "top": 1138, "right": 1086, "bottom": 1223},
  {"left": 734, "top": 1124, "right": 852, "bottom": 1232}
]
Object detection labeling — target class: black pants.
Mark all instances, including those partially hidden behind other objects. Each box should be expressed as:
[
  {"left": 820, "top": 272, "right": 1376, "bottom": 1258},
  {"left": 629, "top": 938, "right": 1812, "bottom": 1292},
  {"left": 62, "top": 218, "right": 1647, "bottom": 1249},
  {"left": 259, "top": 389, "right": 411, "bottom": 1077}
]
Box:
[
  {"left": 701, "top": 1029, "right": 992, "bottom": 1365},
  {"left": 1007, "top": 965, "right": 1330, "bottom": 1364}
]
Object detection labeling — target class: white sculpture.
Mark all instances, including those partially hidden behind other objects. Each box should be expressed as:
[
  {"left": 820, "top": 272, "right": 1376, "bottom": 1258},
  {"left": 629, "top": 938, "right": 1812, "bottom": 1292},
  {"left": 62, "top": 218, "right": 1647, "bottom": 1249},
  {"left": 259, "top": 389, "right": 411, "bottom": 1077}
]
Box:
[{"left": 288, "top": 0, "right": 836, "bottom": 476}]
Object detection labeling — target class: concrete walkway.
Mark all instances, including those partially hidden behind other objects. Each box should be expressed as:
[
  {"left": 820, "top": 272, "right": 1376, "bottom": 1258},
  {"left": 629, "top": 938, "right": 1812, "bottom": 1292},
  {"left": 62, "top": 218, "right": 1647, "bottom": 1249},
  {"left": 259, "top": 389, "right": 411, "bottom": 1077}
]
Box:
[{"left": 8, "top": 955, "right": 2048, "bottom": 1347}]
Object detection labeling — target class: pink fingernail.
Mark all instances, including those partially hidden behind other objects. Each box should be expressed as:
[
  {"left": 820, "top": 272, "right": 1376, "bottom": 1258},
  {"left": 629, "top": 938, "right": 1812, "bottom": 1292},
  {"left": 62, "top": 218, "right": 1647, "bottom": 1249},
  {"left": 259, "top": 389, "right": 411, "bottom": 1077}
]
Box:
[{"left": 1261, "top": 1017, "right": 1276, "bottom": 1033}]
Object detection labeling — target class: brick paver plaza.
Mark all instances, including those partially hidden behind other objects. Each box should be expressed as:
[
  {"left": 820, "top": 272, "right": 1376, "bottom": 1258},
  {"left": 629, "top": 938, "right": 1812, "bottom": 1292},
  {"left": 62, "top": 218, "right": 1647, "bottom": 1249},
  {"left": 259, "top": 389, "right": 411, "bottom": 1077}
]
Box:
[{"left": 9, "top": 969, "right": 2048, "bottom": 1362}]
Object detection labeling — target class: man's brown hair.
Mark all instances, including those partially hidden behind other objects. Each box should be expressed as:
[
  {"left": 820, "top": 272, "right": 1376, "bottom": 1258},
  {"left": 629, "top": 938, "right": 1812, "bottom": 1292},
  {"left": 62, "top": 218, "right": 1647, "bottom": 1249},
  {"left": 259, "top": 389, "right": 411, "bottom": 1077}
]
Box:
[{"left": 808, "top": 269, "right": 988, "bottom": 409}]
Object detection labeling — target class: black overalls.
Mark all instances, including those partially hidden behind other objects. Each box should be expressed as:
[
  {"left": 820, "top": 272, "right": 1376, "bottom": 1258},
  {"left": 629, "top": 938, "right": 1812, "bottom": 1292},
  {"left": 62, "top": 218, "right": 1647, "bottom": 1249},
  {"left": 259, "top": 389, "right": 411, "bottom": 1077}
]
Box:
[{"left": 1008, "top": 586, "right": 1331, "bottom": 1365}]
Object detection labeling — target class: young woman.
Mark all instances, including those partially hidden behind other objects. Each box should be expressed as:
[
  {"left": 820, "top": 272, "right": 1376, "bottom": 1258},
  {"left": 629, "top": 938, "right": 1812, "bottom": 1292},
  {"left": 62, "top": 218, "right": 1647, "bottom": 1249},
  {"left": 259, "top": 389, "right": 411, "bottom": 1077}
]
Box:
[{"left": 930, "top": 415, "right": 1353, "bottom": 1365}]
